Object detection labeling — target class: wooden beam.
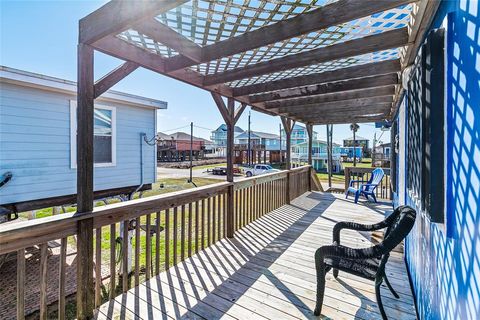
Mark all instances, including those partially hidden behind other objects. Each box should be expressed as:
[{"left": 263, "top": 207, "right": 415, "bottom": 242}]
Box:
[
  {"left": 250, "top": 73, "right": 398, "bottom": 103},
  {"left": 234, "top": 103, "right": 248, "bottom": 124},
  {"left": 286, "top": 103, "right": 391, "bottom": 117},
  {"left": 232, "top": 59, "right": 400, "bottom": 97},
  {"left": 273, "top": 96, "right": 393, "bottom": 113},
  {"left": 76, "top": 43, "right": 95, "bottom": 320},
  {"left": 79, "top": 0, "right": 186, "bottom": 44},
  {"left": 165, "top": 0, "right": 415, "bottom": 72},
  {"left": 92, "top": 35, "right": 254, "bottom": 107},
  {"left": 264, "top": 86, "right": 396, "bottom": 109},
  {"left": 94, "top": 61, "right": 139, "bottom": 98},
  {"left": 306, "top": 115, "right": 386, "bottom": 125},
  {"left": 134, "top": 18, "right": 203, "bottom": 63},
  {"left": 203, "top": 27, "right": 408, "bottom": 86}
]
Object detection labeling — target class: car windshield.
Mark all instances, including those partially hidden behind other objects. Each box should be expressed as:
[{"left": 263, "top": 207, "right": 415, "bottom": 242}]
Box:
[{"left": 265, "top": 165, "right": 273, "bottom": 170}]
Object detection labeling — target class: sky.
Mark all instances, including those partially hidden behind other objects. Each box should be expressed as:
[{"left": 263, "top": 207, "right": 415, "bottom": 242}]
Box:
[{"left": 0, "top": 0, "right": 390, "bottom": 145}]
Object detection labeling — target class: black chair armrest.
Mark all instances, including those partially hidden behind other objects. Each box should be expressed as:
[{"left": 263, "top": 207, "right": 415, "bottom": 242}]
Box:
[
  {"left": 315, "top": 244, "right": 384, "bottom": 262},
  {"left": 333, "top": 220, "right": 389, "bottom": 244}
]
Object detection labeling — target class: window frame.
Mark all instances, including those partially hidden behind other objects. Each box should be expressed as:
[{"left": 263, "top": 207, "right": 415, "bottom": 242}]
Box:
[{"left": 70, "top": 100, "right": 117, "bottom": 168}]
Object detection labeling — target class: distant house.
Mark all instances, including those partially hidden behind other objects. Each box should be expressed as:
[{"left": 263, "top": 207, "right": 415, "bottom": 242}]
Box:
[
  {"left": 156, "top": 131, "right": 212, "bottom": 161},
  {"left": 343, "top": 135, "right": 370, "bottom": 157},
  {"left": 291, "top": 140, "right": 342, "bottom": 173},
  {"left": 372, "top": 142, "right": 391, "bottom": 167},
  {"left": 235, "top": 131, "right": 284, "bottom": 151},
  {"left": 281, "top": 124, "right": 317, "bottom": 145},
  {"left": 210, "top": 124, "right": 244, "bottom": 156},
  {"left": 0, "top": 66, "right": 166, "bottom": 212}
]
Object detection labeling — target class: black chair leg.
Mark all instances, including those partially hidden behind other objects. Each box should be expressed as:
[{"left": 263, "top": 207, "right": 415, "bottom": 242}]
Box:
[
  {"left": 384, "top": 274, "right": 400, "bottom": 298},
  {"left": 333, "top": 269, "right": 339, "bottom": 278},
  {"left": 375, "top": 282, "right": 388, "bottom": 320},
  {"left": 314, "top": 252, "right": 326, "bottom": 316}
]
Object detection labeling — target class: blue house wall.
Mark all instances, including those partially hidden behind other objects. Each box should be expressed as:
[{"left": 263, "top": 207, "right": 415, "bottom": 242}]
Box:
[
  {"left": 0, "top": 73, "right": 161, "bottom": 206},
  {"left": 397, "top": 1, "right": 480, "bottom": 319}
]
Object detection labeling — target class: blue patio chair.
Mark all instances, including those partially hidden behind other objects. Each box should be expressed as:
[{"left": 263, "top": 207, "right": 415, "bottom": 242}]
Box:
[{"left": 345, "top": 168, "right": 384, "bottom": 203}]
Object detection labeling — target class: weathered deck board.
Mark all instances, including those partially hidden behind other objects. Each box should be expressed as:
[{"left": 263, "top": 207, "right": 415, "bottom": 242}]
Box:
[{"left": 97, "top": 192, "right": 416, "bottom": 319}]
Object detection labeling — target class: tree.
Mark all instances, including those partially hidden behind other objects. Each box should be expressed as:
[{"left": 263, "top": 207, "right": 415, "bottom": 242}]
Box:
[{"left": 350, "top": 123, "right": 360, "bottom": 167}]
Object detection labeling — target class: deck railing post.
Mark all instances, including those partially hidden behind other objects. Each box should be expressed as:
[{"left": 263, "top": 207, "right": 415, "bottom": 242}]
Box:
[
  {"left": 76, "top": 43, "right": 95, "bottom": 319},
  {"left": 306, "top": 124, "right": 313, "bottom": 191},
  {"left": 211, "top": 94, "right": 246, "bottom": 238},
  {"left": 344, "top": 167, "right": 351, "bottom": 192},
  {"left": 281, "top": 117, "right": 295, "bottom": 204}
]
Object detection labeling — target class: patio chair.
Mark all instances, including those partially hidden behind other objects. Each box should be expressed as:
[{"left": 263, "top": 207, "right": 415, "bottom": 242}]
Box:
[
  {"left": 313, "top": 205, "right": 416, "bottom": 320},
  {"left": 345, "top": 168, "right": 385, "bottom": 203}
]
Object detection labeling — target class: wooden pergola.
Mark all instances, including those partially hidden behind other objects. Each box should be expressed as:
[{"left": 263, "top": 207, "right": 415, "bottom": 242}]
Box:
[{"left": 75, "top": 0, "right": 439, "bottom": 317}]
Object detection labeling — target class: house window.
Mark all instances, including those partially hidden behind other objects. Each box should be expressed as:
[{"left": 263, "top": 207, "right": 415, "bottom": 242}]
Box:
[{"left": 70, "top": 101, "right": 116, "bottom": 168}]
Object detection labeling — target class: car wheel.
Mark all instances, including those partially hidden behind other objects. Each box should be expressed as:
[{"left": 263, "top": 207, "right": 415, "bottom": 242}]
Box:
[{"left": 246, "top": 172, "right": 252, "bottom": 177}]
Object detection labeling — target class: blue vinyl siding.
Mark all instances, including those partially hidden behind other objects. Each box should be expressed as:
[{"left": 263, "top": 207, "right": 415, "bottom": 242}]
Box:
[
  {"left": 0, "top": 82, "right": 156, "bottom": 205},
  {"left": 399, "top": 1, "right": 480, "bottom": 319}
]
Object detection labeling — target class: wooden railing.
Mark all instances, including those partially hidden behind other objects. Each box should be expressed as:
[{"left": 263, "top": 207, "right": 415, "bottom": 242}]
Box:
[
  {"left": 344, "top": 167, "right": 392, "bottom": 200},
  {"left": 0, "top": 166, "right": 312, "bottom": 319}
]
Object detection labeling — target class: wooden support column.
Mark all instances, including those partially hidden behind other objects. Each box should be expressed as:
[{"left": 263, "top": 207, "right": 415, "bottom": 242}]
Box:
[
  {"left": 306, "top": 124, "right": 313, "bottom": 191},
  {"left": 281, "top": 117, "right": 295, "bottom": 203},
  {"left": 76, "top": 43, "right": 95, "bottom": 320},
  {"left": 212, "top": 94, "right": 246, "bottom": 237}
]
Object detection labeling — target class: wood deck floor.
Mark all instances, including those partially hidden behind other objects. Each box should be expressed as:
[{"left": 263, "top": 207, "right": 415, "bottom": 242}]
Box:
[{"left": 96, "top": 192, "right": 417, "bottom": 320}]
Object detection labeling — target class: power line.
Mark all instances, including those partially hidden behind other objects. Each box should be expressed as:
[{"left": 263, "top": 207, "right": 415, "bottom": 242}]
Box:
[{"left": 161, "top": 125, "right": 190, "bottom": 133}]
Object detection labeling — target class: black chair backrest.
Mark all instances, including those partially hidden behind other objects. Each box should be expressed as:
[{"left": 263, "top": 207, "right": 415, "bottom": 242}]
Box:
[
  {"left": 374, "top": 206, "right": 416, "bottom": 278},
  {"left": 380, "top": 205, "right": 416, "bottom": 255}
]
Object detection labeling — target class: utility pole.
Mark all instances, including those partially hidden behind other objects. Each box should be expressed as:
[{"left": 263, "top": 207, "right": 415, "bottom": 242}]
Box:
[
  {"left": 279, "top": 123, "right": 282, "bottom": 165},
  {"left": 189, "top": 122, "right": 193, "bottom": 183},
  {"left": 247, "top": 111, "right": 251, "bottom": 166}
]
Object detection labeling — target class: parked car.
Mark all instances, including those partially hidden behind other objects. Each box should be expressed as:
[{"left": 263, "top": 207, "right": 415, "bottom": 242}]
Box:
[{"left": 244, "top": 164, "right": 279, "bottom": 177}]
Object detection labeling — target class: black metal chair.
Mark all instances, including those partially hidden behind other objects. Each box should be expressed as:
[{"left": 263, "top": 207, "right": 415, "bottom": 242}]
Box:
[{"left": 313, "top": 205, "right": 416, "bottom": 319}]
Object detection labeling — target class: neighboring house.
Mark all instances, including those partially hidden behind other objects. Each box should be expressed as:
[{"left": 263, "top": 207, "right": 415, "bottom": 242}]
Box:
[
  {"left": 372, "top": 142, "right": 391, "bottom": 167},
  {"left": 156, "top": 131, "right": 211, "bottom": 161},
  {"left": 210, "top": 124, "right": 244, "bottom": 156},
  {"left": 338, "top": 146, "right": 363, "bottom": 160},
  {"left": 343, "top": 135, "right": 370, "bottom": 156},
  {"left": 281, "top": 123, "right": 317, "bottom": 145},
  {"left": 235, "top": 131, "right": 284, "bottom": 151},
  {"left": 291, "top": 140, "right": 342, "bottom": 173},
  {"left": 0, "top": 66, "right": 166, "bottom": 212}
]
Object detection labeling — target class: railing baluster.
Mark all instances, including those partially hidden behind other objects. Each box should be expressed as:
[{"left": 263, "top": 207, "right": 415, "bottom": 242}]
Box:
[
  {"left": 188, "top": 203, "right": 193, "bottom": 257},
  {"left": 58, "top": 238, "right": 67, "bottom": 320},
  {"left": 173, "top": 207, "right": 178, "bottom": 265},
  {"left": 223, "top": 192, "right": 227, "bottom": 237},
  {"left": 195, "top": 201, "right": 199, "bottom": 253},
  {"left": 95, "top": 228, "right": 102, "bottom": 308},
  {"left": 122, "top": 220, "right": 129, "bottom": 292},
  {"left": 109, "top": 223, "right": 116, "bottom": 299},
  {"left": 135, "top": 217, "right": 140, "bottom": 287},
  {"left": 146, "top": 213, "right": 152, "bottom": 279},
  {"left": 217, "top": 194, "right": 222, "bottom": 241},
  {"left": 39, "top": 243, "right": 48, "bottom": 320},
  {"left": 165, "top": 208, "right": 170, "bottom": 270},
  {"left": 207, "top": 197, "right": 212, "bottom": 245},
  {"left": 180, "top": 205, "right": 185, "bottom": 261},
  {"left": 17, "top": 248, "right": 25, "bottom": 320},
  {"left": 201, "top": 199, "right": 206, "bottom": 249},
  {"left": 155, "top": 211, "right": 161, "bottom": 275},
  {"left": 212, "top": 196, "right": 217, "bottom": 243}
]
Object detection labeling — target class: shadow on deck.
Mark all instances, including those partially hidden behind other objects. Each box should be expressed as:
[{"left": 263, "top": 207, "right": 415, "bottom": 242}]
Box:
[{"left": 97, "top": 192, "right": 416, "bottom": 320}]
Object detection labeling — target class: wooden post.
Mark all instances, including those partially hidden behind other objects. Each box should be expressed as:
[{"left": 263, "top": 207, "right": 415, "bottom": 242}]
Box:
[
  {"left": 281, "top": 117, "right": 295, "bottom": 203},
  {"left": 211, "top": 94, "right": 246, "bottom": 238},
  {"left": 326, "top": 124, "right": 333, "bottom": 188},
  {"left": 306, "top": 124, "right": 313, "bottom": 191},
  {"left": 76, "top": 43, "right": 95, "bottom": 320}
]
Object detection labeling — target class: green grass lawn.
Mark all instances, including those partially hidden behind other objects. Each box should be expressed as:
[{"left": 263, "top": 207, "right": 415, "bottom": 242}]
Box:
[{"left": 316, "top": 158, "right": 373, "bottom": 185}]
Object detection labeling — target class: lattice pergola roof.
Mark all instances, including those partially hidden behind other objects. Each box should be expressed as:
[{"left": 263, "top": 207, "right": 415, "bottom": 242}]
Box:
[{"left": 81, "top": 0, "right": 439, "bottom": 125}]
